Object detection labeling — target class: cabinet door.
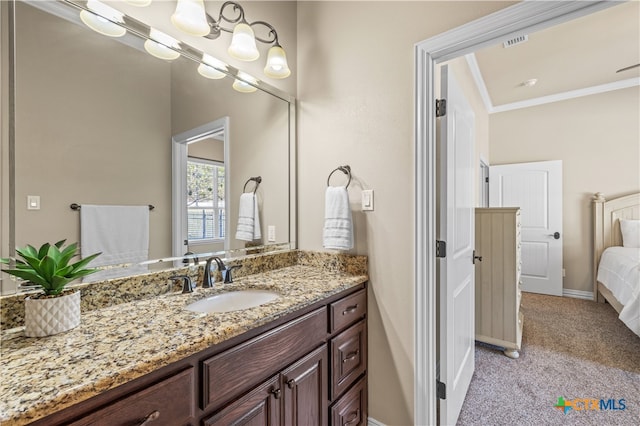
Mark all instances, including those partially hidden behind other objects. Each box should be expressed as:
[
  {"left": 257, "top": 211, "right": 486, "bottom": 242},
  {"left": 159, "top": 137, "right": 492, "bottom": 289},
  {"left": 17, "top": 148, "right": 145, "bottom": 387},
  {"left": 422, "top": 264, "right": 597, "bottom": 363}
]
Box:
[
  {"left": 204, "top": 375, "right": 281, "bottom": 426},
  {"left": 282, "top": 345, "right": 328, "bottom": 426},
  {"left": 68, "top": 368, "right": 195, "bottom": 426}
]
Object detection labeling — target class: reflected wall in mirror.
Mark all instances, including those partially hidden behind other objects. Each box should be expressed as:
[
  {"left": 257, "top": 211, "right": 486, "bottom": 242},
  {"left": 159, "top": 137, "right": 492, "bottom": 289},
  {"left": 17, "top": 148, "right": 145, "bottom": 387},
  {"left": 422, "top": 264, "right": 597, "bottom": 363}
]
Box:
[{"left": 2, "top": 0, "right": 295, "bottom": 294}]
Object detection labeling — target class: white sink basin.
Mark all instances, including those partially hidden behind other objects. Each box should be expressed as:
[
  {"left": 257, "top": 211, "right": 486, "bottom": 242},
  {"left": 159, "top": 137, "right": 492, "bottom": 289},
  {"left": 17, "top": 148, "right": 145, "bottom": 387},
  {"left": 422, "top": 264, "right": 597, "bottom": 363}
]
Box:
[{"left": 185, "top": 290, "right": 281, "bottom": 313}]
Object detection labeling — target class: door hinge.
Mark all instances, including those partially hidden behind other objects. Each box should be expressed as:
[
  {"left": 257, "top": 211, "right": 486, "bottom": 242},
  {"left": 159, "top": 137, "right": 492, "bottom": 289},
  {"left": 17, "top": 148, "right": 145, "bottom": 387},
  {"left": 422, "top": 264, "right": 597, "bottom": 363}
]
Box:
[
  {"left": 437, "top": 380, "right": 446, "bottom": 399},
  {"left": 436, "top": 99, "right": 447, "bottom": 117},
  {"left": 485, "top": 177, "right": 489, "bottom": 183},
  {"left": 436, "top": 240, "right": 446, "bottom": 258}
]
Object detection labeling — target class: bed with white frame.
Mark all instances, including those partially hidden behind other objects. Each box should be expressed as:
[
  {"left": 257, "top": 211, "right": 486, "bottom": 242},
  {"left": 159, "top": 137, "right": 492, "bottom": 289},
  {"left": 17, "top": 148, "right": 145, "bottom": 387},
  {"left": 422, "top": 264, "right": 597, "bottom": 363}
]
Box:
[{"left": 592, "top": 192, "right": 640, "bottom": 337}]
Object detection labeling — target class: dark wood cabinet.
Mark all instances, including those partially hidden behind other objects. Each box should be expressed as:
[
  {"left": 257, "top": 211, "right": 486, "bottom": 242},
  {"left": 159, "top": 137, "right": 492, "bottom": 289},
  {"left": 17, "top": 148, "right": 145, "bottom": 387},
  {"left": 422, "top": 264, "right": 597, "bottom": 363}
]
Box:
[
  {"left": 282, "top": 345, "right": 328, "bottom": 426},
  {"left": 67, "top": 367, "right": 195, "bottom": 426},
  {"left": 203, "top": 375, "right": 281, "bottom": 426},
  {"left": 32, "top": 284, "right": 367, "bottom": 426}
]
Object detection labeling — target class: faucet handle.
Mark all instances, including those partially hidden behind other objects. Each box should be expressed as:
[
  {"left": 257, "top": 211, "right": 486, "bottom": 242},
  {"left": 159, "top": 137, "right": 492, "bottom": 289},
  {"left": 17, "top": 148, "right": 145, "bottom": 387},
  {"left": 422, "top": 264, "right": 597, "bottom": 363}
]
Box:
[
  {"left": 222, "top": 265, "right": 243, "bottom": 283},
  {"left": 169, "top": 275, "right": 195, "bottom": 293}
]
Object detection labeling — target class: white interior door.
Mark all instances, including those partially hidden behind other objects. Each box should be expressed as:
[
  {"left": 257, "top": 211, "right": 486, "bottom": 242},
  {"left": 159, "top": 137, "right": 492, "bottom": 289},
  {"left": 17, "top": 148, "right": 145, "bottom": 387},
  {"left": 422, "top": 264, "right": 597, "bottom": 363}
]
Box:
[
  {"left": 438, "top": 65, "right": 475, "bottom": 425},
  {"left": 489, "top": 160, "right": 563, "bottom": 296}
]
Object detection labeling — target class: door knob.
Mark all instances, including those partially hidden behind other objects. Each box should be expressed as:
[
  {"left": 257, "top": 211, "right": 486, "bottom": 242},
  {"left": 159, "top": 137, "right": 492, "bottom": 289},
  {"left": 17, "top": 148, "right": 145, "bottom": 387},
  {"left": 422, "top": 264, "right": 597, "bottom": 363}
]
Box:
[{"left": 549, "top": 232, "right": 560, "bottom": 239}]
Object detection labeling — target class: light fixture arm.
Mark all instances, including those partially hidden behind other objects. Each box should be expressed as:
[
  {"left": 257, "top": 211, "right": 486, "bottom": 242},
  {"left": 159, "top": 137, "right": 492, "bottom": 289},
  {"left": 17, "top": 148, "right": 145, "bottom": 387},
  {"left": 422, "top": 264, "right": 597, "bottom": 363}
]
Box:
[{"left": 203, "top": 1, "right": 280, "bottom": 46}]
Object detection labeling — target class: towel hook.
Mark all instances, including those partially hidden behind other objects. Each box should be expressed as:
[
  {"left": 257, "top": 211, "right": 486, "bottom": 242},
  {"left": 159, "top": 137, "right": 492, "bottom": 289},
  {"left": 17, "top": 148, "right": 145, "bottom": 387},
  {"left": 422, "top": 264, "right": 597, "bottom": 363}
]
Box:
[
  {"left": 327, "top": 165, "right": 351, "bottom": 188},
  {"left": 243, "top": 176, "right": 262, "bottom": 194}
]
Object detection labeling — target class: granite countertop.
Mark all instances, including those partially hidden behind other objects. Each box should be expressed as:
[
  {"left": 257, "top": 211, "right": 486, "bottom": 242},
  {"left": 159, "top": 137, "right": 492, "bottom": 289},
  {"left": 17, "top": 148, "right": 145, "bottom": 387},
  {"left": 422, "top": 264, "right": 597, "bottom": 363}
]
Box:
[{"left": 0, "top": 264, "right": 367, "bottom": 425}]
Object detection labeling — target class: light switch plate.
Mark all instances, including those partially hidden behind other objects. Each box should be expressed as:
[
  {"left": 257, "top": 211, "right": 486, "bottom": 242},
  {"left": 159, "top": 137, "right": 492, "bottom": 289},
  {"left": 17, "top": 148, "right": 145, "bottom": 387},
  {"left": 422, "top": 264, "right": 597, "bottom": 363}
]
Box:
[
  {"left": 362, "top": 189, "right": 374, "bottom": 211},
  {"left": 268, "top": 225, "right": 276, "bottom": 242},
  {"left": 27, "top": 195, "right": 40, "bottom": 210}
]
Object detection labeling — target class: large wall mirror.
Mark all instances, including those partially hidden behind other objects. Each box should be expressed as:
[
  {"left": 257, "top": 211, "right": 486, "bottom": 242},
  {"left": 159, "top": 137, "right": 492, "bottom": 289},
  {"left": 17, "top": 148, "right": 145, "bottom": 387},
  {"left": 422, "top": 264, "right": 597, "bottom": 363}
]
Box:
[{"left": 1, "top": 0, "right": 296, "bottom": 294}]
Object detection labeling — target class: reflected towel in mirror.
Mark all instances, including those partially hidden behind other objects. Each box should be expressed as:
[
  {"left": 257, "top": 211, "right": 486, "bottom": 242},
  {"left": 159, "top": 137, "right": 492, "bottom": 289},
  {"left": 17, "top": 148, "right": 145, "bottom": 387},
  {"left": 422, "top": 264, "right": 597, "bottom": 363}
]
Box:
[
  {"left": 236, "top": 193, "right": 262, "bottom": 241},
  {"left": 323, "top": 186, "right": 353, "bottom": 250},
  {"left": 80, "top": 205, "right": 150, "bottom": 281}
]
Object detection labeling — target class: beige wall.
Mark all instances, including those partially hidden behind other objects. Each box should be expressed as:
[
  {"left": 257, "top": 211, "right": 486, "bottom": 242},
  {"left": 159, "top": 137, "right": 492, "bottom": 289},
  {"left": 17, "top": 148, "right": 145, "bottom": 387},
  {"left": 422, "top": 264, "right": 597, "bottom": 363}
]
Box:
[
  {"left": 14, "top": 3, "right": 172, "bottom": 263},
  {"left": 489, "top": 87, "right": 640, "bottom": 294},
  {"left": 297, "top": 2, "right": 512, "bottom": 424}
]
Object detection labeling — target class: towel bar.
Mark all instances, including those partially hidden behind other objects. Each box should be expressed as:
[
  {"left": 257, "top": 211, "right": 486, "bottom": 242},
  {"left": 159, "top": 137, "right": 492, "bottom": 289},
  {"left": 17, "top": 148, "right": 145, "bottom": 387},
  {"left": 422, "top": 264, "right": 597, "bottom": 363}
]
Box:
[
  {"left": 70, "top": 203, "right": 155, "bottom": 211},
  {"left": 327, "top": 165, "right": 351, "bottom": 188}
]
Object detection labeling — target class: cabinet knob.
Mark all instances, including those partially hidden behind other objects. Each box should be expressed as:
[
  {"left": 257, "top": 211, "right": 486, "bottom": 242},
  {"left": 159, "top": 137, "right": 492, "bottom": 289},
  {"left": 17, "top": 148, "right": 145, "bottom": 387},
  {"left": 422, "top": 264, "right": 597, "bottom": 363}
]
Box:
[
  {"left": 286, "top": 378, "right": 296, "bottom": 389},
  {"left": 137, "top": 410, "right": 160, "bottom": 426},
  {"left": 270, "top": 387, "right": 281, "bottom": 399}
]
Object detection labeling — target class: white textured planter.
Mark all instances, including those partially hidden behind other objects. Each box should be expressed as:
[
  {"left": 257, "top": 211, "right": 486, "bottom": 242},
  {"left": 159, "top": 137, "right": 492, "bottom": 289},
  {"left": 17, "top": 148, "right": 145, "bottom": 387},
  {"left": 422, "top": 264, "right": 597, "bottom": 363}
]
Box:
[{"left": 24, "top": 291, "right": 81, "bottom": 337}]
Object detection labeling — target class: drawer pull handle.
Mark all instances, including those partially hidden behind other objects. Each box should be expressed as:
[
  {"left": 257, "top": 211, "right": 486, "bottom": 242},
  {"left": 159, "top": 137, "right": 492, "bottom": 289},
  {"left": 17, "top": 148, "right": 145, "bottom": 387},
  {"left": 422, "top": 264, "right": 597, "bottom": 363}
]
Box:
[
  {"left": 342, "top": 305, "right": 358, "bottom": 315},
  {"left": 270, "top": 387, "right": 281, "bottom": 399},
  {"left": 344, "top": 409, "right": 360, "bottom": 425},
  {"left": 138, "top": 410, "right": 160, "bottom": 426},
  {"left": 286, "top": 378, "right": 296, "bottom": 388},
  {"left": 343, "top": 350, "right": 359, "bottom": 363}
]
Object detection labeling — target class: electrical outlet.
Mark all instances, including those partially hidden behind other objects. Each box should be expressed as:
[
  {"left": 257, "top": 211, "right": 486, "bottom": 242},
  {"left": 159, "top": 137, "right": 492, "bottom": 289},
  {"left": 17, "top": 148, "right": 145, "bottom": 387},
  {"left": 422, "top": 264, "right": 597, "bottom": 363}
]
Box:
[{"left": 268, "top": 226, "right": 276, "bottom": 242}]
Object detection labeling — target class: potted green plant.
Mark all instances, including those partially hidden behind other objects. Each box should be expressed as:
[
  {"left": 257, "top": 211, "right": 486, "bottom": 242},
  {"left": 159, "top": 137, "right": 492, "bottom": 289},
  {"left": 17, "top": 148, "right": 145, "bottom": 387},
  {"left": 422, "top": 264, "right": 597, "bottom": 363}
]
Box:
[{"left": 1, "top": 240, "right": 101, "bottom": 337}]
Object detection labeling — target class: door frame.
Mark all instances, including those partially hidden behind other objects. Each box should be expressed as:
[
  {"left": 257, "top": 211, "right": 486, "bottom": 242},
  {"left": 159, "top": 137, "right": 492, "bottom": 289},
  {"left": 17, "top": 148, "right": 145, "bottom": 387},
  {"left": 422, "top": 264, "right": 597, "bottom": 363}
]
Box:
[{"left": 413, "top": 2, "right": 616, "bottom": 424}]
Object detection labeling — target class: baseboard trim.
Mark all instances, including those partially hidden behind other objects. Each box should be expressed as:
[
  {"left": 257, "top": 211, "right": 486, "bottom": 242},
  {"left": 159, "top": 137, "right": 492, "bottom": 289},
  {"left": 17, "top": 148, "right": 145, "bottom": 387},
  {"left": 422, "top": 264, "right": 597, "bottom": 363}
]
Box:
[
  {"left": 368, "top": 417, "right": 387, "bottom": 426},
  {"left": 563, "top": 289, "right": 594, "bottom": 301}
]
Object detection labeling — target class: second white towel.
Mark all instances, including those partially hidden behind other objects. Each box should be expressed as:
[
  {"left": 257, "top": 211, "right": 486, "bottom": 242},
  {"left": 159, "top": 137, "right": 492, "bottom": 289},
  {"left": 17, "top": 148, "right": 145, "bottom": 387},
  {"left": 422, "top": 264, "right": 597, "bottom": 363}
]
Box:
[
  {"left": 323, "top": 186, "right": 353, "bottom": 250},
  {"left": 236, "top": 193, "right": 262, "bottom": 241}
]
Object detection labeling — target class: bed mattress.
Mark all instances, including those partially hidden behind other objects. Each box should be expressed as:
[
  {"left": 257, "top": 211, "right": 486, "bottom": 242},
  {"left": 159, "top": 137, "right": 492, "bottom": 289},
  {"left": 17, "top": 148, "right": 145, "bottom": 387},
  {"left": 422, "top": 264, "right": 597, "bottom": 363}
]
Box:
[{"left": 597, "top": 247, "right": 640, "bottom": 336}]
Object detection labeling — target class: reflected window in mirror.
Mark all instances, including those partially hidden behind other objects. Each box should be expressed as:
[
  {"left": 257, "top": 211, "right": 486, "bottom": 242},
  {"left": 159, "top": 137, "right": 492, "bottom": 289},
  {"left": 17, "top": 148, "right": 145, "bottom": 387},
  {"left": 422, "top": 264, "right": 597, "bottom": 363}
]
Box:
[{"left": 187, "top": 158, "right": 226, "bottom": 243}]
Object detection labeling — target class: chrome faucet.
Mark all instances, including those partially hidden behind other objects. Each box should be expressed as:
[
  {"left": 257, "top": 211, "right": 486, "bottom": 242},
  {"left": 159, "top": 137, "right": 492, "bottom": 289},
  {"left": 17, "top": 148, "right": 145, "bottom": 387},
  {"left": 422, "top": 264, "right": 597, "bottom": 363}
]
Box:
[{"left": 169, "top": 275, "right": 195, "bottom": 293}]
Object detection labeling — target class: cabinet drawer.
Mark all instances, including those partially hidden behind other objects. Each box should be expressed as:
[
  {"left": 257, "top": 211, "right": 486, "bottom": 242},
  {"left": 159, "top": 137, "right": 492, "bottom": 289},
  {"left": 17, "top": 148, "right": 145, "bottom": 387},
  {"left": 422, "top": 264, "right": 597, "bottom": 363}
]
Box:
[
  {"left": 69, "top": 368, "right": 195, "bottom": 426},
  {"left": 331, "top": 376, "right": 367, "bottom": 426},
  {"left": 202, "top": 308, "right": 326, "bottom": 411},
  {"left": 331, "top": 320, "right": 367, "bottom": 400},
  {"left": 329, "top": 289, "right": 366, "bottom": 334}
]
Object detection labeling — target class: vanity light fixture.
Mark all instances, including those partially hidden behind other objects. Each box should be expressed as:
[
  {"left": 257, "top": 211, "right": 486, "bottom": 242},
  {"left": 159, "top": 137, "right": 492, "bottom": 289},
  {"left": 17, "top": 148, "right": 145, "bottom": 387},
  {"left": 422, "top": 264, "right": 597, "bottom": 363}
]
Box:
[
  {"left": 232, "top": 71, "right": 258, "bottom": 93},
  {"left": 171, "top": 0, "right": 291, "bottom": 79},
  {"left": 144, "top": 29, "right": 181, "bottom": 61},
  {"left": 198, "top": 54, "right": 228, "bottom": 79},
  {"left": 79, "top": 0, "right": 126, "bottom": 38}
]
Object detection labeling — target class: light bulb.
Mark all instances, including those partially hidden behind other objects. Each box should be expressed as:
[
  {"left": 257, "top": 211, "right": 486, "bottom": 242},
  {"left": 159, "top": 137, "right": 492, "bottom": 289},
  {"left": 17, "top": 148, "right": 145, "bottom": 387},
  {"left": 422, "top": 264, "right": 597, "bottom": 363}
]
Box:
[
  {"left": 228, "top": 23, "right": 259, "bottom": 61},
  {"left": 197, "top": 54, "right": 227, "bottom": 79},
  {"left": 144, "top": 29, "right": 180, "bottom": 61},
  {"left": 264, "top": 45, "right": 291, "bottom": 78},
  {"left": 80, "top": 0, "right": 126, "bottom": 38},
  {"left": 171, "top": 0, "right": 210, "bottom": 37}
]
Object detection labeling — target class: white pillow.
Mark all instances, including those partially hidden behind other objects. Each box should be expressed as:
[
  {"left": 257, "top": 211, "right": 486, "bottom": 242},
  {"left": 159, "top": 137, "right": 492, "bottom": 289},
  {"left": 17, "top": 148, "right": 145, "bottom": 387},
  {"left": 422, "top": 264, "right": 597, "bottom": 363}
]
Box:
[{"left": 620, "top": 219, "right": 640, "bottom": 248}]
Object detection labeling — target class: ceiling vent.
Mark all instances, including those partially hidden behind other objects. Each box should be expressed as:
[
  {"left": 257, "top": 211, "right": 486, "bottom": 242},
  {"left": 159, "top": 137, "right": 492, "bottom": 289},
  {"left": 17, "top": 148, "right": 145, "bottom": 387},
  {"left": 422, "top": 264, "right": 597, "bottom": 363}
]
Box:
[{"left": 503, "top": 35, "right": 528, "bottom": 48}]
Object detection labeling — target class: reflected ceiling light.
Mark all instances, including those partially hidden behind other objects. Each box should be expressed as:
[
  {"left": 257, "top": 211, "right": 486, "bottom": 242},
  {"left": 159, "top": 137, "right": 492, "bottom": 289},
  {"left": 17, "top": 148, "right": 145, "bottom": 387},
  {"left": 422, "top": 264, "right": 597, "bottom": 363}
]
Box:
[
  {"left": 171, "top": 0, "right": 210, "bottom": 36},
  {"left": 198, "top": 54, "right": 227, "bottom": 79},
  {"left": 144, "top": 29, "right": 181, "bottom": 61},
  {"left": 172, "top": 0, "right": 291, "bottom": 79},
  {"left": 125, "top": 0, "right": 152, "bottom": 6},
  {"left": 232, "top": 72, "right": 258, "bottom": 93},
  {"left": 79, "top": 0, "right": 126, "bottom": 38}
]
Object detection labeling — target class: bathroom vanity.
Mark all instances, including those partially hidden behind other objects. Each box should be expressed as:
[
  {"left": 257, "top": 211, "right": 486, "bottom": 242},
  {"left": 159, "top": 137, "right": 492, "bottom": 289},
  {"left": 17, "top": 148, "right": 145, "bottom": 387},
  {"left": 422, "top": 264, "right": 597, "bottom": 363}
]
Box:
[{"left": 0, "top": 252, "right": 368, "bottom": 426}]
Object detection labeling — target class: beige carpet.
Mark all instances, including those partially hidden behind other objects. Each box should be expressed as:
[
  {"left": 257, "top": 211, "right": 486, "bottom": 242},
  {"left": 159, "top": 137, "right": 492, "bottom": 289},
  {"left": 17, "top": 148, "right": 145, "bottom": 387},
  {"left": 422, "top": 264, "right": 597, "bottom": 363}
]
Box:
[{"left": 457, "top": 293, "right": 640, "bottom": 426}]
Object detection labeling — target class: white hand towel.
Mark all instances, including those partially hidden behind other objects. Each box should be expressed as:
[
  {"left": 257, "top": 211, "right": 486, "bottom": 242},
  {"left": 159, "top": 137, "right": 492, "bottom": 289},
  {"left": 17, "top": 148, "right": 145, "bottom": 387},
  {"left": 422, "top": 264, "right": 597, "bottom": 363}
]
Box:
[
  {"left": 80, "top": 205, "right": 149, "bottom": 280},
  {"left": 323, "top": 186, "right": 353, "bottom": 250},
  {"left": 235, "top": 193, "right": 262, "bottom": 241}
]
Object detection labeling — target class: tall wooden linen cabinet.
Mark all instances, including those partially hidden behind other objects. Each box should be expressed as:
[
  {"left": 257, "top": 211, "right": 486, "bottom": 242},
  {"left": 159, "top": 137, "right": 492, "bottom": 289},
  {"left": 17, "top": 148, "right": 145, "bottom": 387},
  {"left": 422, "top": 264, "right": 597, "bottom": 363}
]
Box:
[{"left": 474, "top": 207, "right": 523, "bottom": 359}]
